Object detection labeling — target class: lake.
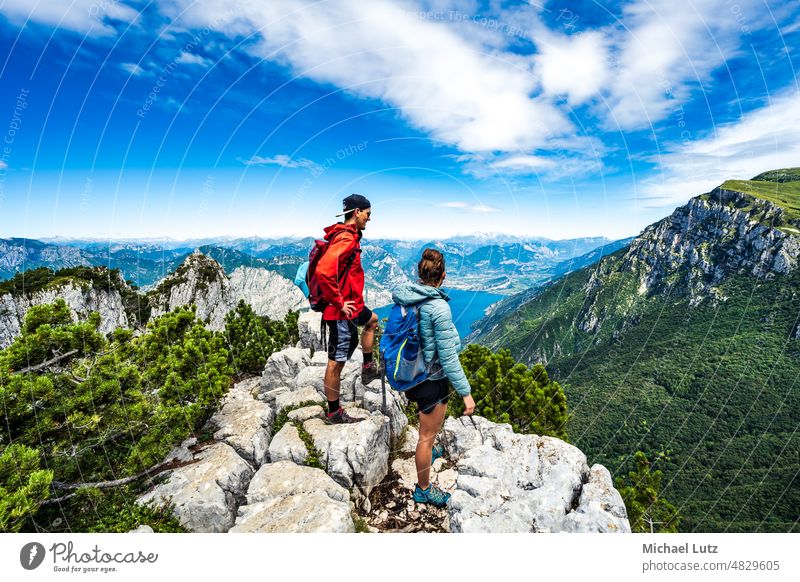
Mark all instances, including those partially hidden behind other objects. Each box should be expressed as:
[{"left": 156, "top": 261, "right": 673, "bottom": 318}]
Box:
[{"left": 374, "top": 288, "right": 505, "bottom": 340}]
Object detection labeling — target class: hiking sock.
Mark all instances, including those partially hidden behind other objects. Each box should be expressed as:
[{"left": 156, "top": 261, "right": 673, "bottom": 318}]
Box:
[
  {"left": 327, "top": 399, "right": 340, "bottom": 415},
  {"left": 362, "top": 352, "right": 373, "bottom": 365},
  {"left": 417, "top": 483, "right": 430, "bottom": 492}
]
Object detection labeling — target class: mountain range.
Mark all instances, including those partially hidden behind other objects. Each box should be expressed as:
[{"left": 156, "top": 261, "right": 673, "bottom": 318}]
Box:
[{"left": 1, "top": 234, "right": 626, "bottom": 296}]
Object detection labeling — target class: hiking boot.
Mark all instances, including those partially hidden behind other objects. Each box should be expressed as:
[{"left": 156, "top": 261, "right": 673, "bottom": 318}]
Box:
[
  {"left": 324, "top": 407, "right": 365, "bottom": 425},
  {"left": 361, "top": 360, "right": 380, "bottom": 385},
  {"left": 431, "top": 443, "right": 445, "bottom": 465},
  {"left": 413, "top": 483, "right": 451, "bottom": 508}
]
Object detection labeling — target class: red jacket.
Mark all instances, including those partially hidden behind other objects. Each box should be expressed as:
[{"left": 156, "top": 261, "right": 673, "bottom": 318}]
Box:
[{"left": 316, "top": 223, "right": 365, "bottom": 321}]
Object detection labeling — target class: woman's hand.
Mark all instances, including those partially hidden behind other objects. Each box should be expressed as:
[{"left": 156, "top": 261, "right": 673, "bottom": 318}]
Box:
[{"left": 462, "top": 394, "right": 475, "bottom": 415}]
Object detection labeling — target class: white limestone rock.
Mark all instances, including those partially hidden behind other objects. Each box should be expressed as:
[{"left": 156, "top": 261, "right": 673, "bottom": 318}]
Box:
[
  {"left": 303, "top": 408, "right": 390, "bottom": 500},
  {"left": 135, "top": 442, "right": 254, "bottom": 533},
  {"left": 560, "top": 465, "right": 631, "bottom": 533},
  {"left": 260, "top": 347, "right": 312, "bottom": 394},
  {"left": 441, "top": 416, "right": 630, "bottom": 534},
  {"left": 293, "top": 358, "right": 363, "bottom": 403},
  {"left": 0, "top": 276, "right": 130, "bottom": 349},
  {"left": 399, "top": 426, "right": 419, "bottom": 456},
  {"left": 392, "top": 457, "right": 448, "bottom": 491},
  {"left": 228, "top": 266, "right": 307, "bottom": 320},
  {"left": 311, "top": 350, "right": 329, "bottom": 366},
  {"left": 274, "top": 386, "right": 325, "bottom": 416},
  {"left": 231, "top": 461, "right": 353, "bottom": 533},
  {"left": 162, "top": 437, "right": 197, "bottom": 465},
  {"left": 287, "top": 405, "right": 326, "bottom": 423},
  {"left": 268, "top": 423, "right": 309, "bottom": 465},
  {"left": 298, "top": 310, "right": 324, "bottom": 351},
  {"left": 148, "top": 251, "right": 232, "bottom": 332},
  {"left": 361, "top": 379, "right": 408, "bottom": 441},
  {"left": 204, "top": 377, "right": 274, "bottom": 468}
]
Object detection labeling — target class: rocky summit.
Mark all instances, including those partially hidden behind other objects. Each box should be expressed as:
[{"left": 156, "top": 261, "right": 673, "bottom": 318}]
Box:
[
  {"left": 134, "top": 314, "right": 630, "bottom": 533},
  {"left": 146, "top": 250, "right": 307, "bottom": 331}
]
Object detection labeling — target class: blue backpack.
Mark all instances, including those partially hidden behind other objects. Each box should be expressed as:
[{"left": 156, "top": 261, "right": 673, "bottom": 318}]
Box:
[{"left": 379, "top": 299, "right": 432, "bottom": 392}]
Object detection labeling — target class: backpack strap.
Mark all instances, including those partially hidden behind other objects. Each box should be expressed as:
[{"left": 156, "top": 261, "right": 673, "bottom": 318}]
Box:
[{"left": 413, "top": 298, "right": 436, "bottom": 373}]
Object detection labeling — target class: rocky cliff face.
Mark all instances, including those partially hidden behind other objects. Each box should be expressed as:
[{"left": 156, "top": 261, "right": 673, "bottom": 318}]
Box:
[
  {"left": 0, "top": 271, "right": 131, "bottom": 348},
  {"left": 147, "top": 250, "right": 307, "bottom": 330},
  {"left": 572, "top": 187, "right": 800, "bottom": 335},
  {"left": 620, "top": 188, "right": 800, "bottom": 306},
  {"left": 469, "top": 178, "right": 800, "bottom": 363},
  {"left": 228, "top": 266, "right": 307, "bottom": 320},
  {"left": 135, "top": 336, "right": 630, "bottom": 533}
]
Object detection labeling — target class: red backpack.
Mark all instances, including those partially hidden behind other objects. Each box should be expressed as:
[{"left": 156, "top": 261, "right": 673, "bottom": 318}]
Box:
[{"left": 306, "top": 233, "right": 357, "bottom": 313}]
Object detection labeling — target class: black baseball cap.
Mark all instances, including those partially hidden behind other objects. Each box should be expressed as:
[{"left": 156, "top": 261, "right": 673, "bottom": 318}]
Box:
[{"left": 335, "top": 193, "right": 371, "bottom": 217}]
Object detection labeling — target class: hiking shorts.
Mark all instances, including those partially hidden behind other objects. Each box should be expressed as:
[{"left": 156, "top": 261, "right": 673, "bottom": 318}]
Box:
[
  {"left": 325, "top": 307, "right": 374, "bottom": 362},
  {"left": 405, "top": 377, "right": 450, "bottom": 415}
]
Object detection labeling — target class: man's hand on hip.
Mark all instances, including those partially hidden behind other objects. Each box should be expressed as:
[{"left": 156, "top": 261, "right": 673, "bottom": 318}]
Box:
[{"left": 340, "top": 301, "right": 356, "bottom": 319}]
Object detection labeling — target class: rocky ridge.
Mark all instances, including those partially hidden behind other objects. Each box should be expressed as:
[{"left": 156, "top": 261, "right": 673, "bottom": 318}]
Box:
[
  {"left": 147, "top": 250, "right": 307, "bottom": 331},
  {"left": 0, "top": 269, "right": 132, "bottom": 349},
  {"left": 0, "top": 250, "right": 307, "bottom": 346},
  {"left": 621, "top": 187, "right": 800, "bottom": 305},
  {"left": 573, "top": 186, "right": 800, "bottom": 335},
  {"left": 134, "top": 316, "right": 630, "bottom": 533},
  {"left": 471, "top": 180, "right": 800, "bottom": 355}
]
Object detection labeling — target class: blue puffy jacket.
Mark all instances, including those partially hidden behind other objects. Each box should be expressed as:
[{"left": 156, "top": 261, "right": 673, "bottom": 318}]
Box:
[{"left": 390, "top": 282, "right": 471, "bottom": 397}]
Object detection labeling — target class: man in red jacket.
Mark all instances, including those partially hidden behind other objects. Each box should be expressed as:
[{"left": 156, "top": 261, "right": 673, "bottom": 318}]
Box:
[{"left": 317, "top": 194, "right": 380, "bottom": 424}]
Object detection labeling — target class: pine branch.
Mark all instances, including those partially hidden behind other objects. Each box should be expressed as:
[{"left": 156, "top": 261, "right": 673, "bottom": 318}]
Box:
[
  {"left": 41, "top": 453, "right": 205, "bottom": 507},
  {"left": 15, "top": 349, "right": 79, "bottom": 374}
]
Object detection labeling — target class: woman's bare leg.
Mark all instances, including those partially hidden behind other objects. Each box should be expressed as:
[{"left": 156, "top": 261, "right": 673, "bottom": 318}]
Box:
[{"left": 415, "top": 402, "right": 447, "bottom": 489}]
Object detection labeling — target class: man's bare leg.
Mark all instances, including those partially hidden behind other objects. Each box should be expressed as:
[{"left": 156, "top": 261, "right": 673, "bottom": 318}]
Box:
[{"left": 324, "top": 360, "right": 345, "bottom": 403}]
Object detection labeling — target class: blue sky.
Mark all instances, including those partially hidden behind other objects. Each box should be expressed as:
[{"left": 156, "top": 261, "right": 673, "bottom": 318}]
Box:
[{"left": 0, "top": 0, "right": 798, "bottom": 241}]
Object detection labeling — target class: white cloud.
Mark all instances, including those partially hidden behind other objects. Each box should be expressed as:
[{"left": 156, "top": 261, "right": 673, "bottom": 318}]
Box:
[
  {"left": 639, "top": 90, "right": 800, "bottom": 207},
  {"left": 243, "top": 154, "right": 322, "bottom": 172},
  {"left": 533, "top": 31, "right": 610, "bottom": 106},
  {"left": 120, "top": 62, "right": 145, "bottom": 76},
  {"left": 781, "top": 19, "right": 800, "bottom": 35},
  {"left": 491, "top": 155, "right": 556, "bottom": 171},
  {"left": 601, "top": 0, "right": 764, "bottom": 131},
  {"left": 176, "top": 51, "right": 209, "bottom": 66},
  {"left": 436, "top": 201, "right": 501, "bottom": 213},
  {"left": 158, "top": 0, "right": 576, "bottom": 155},
  {"left": 0, "top": 0, "right": 140, "bottom": 36},
  {"left": 0, "top": 160, "right": 8, "bottom": 170}
]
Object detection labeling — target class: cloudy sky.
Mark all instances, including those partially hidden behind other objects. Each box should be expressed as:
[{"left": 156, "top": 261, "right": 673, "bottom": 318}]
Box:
[{"left": 0, "top": 0, "right": 798, "bottom": 241}]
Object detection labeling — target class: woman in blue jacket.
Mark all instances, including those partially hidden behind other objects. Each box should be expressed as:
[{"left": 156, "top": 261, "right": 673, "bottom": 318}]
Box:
[{"left": 391, "top": 248, "right": 475, "bottom": 507}]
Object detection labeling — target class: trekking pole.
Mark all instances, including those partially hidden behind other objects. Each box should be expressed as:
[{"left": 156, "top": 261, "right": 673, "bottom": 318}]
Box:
[{"left": 380, "top": 359, "right": 387, "bottom": 416}]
